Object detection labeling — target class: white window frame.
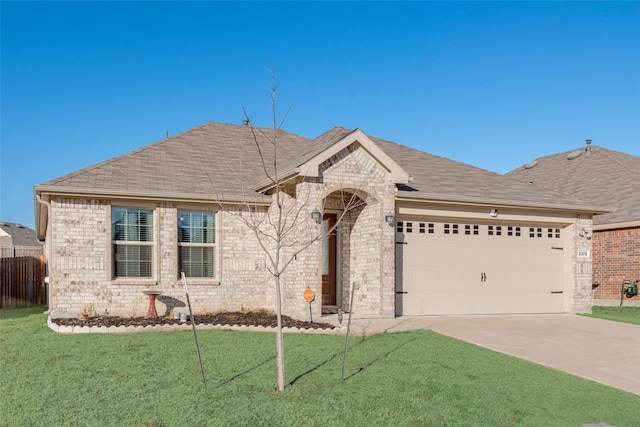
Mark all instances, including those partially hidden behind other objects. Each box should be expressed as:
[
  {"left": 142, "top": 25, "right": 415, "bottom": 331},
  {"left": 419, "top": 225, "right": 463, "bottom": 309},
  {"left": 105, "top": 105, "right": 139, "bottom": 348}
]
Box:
[
  {"left": 177, "top": 210, "right": 216, "bottom": 279},
  {"left": 111, "top": 207, "right": 155, "bottom": 279}
]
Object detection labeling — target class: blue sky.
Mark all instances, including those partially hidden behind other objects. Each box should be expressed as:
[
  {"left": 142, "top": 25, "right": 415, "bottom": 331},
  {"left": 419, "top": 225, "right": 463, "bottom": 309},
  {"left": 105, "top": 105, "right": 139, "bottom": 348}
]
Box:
[{"left": 2, "top": 1, "right": 639, "bottom": 229}]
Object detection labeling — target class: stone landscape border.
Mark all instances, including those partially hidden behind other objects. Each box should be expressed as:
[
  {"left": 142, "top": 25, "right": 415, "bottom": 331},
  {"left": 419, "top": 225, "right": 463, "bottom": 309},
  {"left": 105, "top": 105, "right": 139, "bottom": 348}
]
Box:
[{"left": 47, "top": 317, "right": 345, "bottom": 335}]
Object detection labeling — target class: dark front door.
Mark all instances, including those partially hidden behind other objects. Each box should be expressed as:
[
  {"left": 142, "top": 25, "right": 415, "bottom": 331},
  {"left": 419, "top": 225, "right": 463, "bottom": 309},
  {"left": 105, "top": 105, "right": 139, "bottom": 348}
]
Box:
[{"left": 321, "top": 213, "right": 337, "bottom": 306}]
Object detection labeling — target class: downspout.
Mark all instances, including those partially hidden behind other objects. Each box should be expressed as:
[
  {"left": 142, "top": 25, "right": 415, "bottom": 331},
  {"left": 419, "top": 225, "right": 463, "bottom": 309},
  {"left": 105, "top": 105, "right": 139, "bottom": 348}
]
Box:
[
  {"left": 35, "top": 193, "right": 51, "bottom": 312},
  {"left": 35, "top": 193, "right": 51, "bottom": 242}
]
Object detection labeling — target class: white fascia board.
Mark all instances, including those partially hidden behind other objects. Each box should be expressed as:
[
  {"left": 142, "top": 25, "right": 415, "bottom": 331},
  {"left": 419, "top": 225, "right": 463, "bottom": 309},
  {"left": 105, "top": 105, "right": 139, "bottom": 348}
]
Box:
[
  {"left": 593, "top": 220, "right": 640, "bottom": 231},
  {"left": 397, "top": 206, "right": 578, "bottom": 226},
  {"left": 34, "top": 186, "right": 272, "bottom": 206},
  {"left": 395, "top": 191, "right": 609, "bottom": 216},
  {"left": 250, "top": 168, "right": 300, "bottom": 193},
  {"left": 34, "top": 185, "right": 273, "bottom": 240}
]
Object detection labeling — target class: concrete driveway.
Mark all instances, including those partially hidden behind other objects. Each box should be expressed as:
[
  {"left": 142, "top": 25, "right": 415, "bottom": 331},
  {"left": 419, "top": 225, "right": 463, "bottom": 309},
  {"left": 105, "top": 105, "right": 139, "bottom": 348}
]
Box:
[{"left": 329, "top": 314, "right": 640, "bottom": 395}]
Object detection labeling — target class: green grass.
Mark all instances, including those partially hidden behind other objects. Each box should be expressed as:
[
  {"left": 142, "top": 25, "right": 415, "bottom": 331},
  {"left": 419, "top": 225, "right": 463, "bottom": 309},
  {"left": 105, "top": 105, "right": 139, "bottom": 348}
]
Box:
[
  {"left": 580, "top": 306, "right": 640, "bottom": 325},
  {"left": 2, "top": 307, "right": 639, "bottom": 427}
]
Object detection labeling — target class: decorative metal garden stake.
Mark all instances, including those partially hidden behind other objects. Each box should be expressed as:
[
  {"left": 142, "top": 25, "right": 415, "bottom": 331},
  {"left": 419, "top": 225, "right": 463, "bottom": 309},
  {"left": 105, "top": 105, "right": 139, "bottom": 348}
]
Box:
[
  {"left": 181, "top": 272, "right": 208, "bottom": 390},
  {"left": 342, "top": 269, "right": 357, "bottom": 380},
  {"left": 303, "top": 288, "right": 315, "bottom": 323}
]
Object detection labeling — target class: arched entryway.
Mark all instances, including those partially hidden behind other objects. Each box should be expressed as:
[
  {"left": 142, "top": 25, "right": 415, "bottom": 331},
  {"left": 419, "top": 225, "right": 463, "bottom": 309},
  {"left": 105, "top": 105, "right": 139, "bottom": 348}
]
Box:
[{"left": 320, "top": 188, "right": 377, "bottom": 314}]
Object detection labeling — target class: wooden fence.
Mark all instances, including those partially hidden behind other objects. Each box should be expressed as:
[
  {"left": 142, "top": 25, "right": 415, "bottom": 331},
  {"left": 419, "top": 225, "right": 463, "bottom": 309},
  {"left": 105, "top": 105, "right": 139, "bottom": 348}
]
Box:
[
  {"left": 0, "top": 246, "right": 44, "bottom": 258},
  {"left": 0, "top": 255, "right": 47, "bottom": 308}
]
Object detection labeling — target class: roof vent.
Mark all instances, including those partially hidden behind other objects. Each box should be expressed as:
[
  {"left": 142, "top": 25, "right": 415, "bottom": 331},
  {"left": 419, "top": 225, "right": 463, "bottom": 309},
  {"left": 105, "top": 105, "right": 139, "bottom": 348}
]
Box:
[
  {"left": 567, "top": 150, "right": 583, "bottom": 160},
  {"left": 586, "top": 139, "right": 592, "bottom": 152},
  {"left": 524, "top": 159, "right": 539, "bottom": 169}
]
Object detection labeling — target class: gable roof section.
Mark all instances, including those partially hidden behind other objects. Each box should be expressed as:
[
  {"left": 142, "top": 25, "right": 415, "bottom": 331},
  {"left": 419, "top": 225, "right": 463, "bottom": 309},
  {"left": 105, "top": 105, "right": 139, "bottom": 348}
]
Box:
[
  {"left": 506, "top": 145, "right": 640, "bottom": 227},
  {"left": 252, "top": 127, "right": 410, "bottom": 192},
  {"left": 299, "top": 128, "right": 410, "bottom": 184}
]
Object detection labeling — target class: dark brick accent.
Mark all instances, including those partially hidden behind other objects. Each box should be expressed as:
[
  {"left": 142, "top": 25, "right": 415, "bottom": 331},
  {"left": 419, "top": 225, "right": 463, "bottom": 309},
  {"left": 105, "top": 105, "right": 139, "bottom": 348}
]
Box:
[{"left": 592, "top": 226, "right": 640, "bottom": 301}]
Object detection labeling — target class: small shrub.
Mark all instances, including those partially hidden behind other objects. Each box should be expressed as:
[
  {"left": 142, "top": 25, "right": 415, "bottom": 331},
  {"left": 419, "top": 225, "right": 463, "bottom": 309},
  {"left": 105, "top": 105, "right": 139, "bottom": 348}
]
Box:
[{"left": 79, "top": 304, "right": 95, "bottom": 320}]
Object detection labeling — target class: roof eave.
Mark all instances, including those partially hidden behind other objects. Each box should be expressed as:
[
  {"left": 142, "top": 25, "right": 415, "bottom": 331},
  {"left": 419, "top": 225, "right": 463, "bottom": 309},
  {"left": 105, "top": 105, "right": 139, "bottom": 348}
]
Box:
[
  {"left": 34, "top": 185, "right": 273, "bottom": 240},
  {"left": 250, "top": 168, "right": 301, "bottom": 193},
  {"left": 395, "top": 190, "right": 609, "bottom": 215},
  {"left": 34, "top": 185, "right": 272, "bottom": 206},
  {"left": 593, "top": 219, "right": 640, "bottom": 231}
]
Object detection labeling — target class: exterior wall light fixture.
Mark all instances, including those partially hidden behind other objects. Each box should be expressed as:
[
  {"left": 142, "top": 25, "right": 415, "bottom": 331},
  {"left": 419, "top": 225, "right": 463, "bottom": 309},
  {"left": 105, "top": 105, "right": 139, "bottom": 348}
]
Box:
[
  {"left": 385, "top": 211, "right": 395, "bottom": 226},
  {"left": 579, "top": 228, "right": 592, "bottom": 240},
  {"left": 311, "top": 207, "right": 321, "bottom": 224}
]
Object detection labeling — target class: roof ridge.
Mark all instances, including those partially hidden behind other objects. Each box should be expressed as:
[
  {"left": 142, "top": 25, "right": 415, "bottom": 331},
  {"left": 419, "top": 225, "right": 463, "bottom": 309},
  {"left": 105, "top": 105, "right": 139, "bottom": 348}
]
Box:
[
  {"left": 520, "top": 144, "right": 639, "bottom": 168},
  {"left": 594, "top": 145, "right": 640, "bottom": 173},
  {"left": 313, "top": 126, "right": 352, "bottom": 143}
]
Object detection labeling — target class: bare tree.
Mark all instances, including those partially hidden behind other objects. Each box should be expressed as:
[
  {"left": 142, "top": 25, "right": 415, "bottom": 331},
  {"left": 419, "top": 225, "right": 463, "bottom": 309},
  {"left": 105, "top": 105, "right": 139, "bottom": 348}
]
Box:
[{"left": 222, "top": 66, "right": 365, "bottom": 391}]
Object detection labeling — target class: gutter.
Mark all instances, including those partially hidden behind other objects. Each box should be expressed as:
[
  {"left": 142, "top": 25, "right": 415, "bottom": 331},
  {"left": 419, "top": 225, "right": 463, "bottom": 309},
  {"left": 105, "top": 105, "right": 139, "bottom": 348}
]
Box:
[
  {"left": 34, "top": 185, "right": 273, "bottom": 205},
  {"left": 250, "top": 168, "right": 301, "bottom": 193},
  {"left": 33, "top": 185, "right": 273, "bottom": 241},
  {"left": 395, "top": 191, "right": 610, "bottom": 216},
  {"left": 593, "top": 219, "right": 640, "bottom": 231},
  {"left": 35, "top": 192, "right": 51, "bottom": 242}
]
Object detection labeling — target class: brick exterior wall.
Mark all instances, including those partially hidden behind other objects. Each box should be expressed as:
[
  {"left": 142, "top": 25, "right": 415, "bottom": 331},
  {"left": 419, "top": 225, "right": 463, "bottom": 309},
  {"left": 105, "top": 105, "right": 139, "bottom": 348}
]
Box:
[
  {"left": 44, "top": 143, "right": 594, "bottom": 319},
  {"left": 295, "top": 144, "right": 397, "bottom": 319},
  {"left": 47, "top": 197, "right": 274, "bottom": 318},
  {"left": 46, "top": 144, "right": 396, "bottom": 320},
  {"left": 592, "top": 226, "right": 640, "bottom": 306},
  {"left": 47, "top": 198, "right": 110, "bottom": 316},
  {"left": 571, "top": 216, "right": 595, "bottom": 313}
]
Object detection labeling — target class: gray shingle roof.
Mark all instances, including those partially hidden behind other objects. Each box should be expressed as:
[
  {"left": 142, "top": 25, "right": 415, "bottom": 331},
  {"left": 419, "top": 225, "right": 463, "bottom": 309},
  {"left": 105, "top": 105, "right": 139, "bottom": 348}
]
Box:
[
  {"left": 40, "top": 122, "right": 311, "bottom": 202},
  {"left": 368, "top": 134, "right": 600, "bottom": 210},
  {"left": 37, "top": 121, "right": 603, "bottom": 213},
  {"left": 506, "top": 145, "right": 640, "bottom": 226},
  {"left": 0, "top": 222, "right": 40, "bottom": 247}
]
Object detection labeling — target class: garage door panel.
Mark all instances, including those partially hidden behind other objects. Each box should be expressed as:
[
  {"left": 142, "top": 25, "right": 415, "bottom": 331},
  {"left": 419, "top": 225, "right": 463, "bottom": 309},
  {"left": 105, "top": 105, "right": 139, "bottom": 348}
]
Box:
[{"left": 397, "top": 220, "right": 564, "bottom": 315}]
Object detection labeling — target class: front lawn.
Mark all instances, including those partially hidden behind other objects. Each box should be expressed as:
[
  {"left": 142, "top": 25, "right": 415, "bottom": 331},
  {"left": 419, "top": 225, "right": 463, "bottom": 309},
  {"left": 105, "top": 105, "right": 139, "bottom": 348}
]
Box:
[
  {"left": 581, "top": 306, "right": 640, "bottom": 325},
  {"left": 1, "top": 307, "right": 639, "bottom": 426}
]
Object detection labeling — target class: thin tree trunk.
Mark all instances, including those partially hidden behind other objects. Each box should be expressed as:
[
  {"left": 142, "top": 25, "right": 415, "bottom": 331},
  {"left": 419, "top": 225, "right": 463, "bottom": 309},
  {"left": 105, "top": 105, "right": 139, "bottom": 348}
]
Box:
[{"left": 275, "top": 275, "right": 285, "bottom": 391}]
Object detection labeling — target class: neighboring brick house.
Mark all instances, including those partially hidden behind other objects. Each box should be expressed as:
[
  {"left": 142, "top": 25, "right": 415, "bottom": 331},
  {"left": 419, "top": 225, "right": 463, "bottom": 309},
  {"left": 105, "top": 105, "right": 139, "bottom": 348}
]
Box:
[
  {"left": 35, "top": 122, "right": 606, "bottom": 320},
  {"left": 0, "top": 222, "right": 43, "bottom": 258},
  {"left": 507, "top": 141, "right": 640, "bottom": 307}
]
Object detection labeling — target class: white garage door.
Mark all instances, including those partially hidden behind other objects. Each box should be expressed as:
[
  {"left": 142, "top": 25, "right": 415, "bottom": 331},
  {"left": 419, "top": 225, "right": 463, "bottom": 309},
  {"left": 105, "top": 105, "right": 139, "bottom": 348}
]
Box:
[{"left": 395, "top": 220, "right": 565, "bottom": 315}]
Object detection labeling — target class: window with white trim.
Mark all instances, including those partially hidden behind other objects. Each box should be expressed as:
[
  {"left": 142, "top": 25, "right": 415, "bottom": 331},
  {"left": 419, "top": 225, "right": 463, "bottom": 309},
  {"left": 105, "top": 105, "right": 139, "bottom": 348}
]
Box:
[
  {"left": 178, "top": 211, "right": 215, "bottom": 278},
  {"left": 112, "top": 208, "right": 154, "bottom": 278}
]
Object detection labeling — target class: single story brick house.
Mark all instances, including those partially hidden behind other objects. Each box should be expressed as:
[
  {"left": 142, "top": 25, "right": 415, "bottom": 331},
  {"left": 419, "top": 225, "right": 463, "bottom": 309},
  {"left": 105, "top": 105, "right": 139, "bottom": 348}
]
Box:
[
  {"left": 35, "top": 122, "right": 607, "bottom": 320},
  {"left": 507, "top": 141, "right": 640, "bottom": 307}
]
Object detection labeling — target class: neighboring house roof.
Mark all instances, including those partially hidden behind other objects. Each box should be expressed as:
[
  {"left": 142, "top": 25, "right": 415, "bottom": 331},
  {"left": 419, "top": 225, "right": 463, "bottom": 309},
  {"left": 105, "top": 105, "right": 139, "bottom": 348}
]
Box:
[
  {"left": 35, "top": 121, "right": 606, "bottom": 238},
  {"left": 0, "top": 222, "right": 40, "bottom": 247},
  {"left": 506, "top": 144, "right": 640, "bottom": 228}
]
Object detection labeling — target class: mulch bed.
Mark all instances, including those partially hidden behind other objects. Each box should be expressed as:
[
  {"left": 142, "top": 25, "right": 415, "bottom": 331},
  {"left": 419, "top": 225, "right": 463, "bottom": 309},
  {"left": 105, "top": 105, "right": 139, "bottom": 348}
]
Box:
[{"left": 51, "top": 311, "right": 336, "bottom": 330}]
